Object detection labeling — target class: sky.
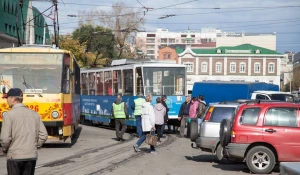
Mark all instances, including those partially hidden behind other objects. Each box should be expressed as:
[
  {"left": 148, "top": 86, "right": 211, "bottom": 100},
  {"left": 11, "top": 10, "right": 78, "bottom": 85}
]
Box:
[{"left": 32, "top": 0, "right": 300, "bottom": 54}]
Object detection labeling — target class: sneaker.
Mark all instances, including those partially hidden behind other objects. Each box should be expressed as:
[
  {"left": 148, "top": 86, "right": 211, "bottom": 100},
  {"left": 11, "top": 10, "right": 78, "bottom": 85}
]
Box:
[
  {"left": 150, "top": 151, "right": 158, "bottom": 154},
  {"left": 133, "top": 145, "right": 140, "bottom": 152}
]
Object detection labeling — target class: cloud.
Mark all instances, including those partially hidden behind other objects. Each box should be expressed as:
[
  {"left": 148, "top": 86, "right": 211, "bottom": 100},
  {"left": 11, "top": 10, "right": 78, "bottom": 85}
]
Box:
[{"left": 32, "top": 0, "right": 300, "bottom": 53}]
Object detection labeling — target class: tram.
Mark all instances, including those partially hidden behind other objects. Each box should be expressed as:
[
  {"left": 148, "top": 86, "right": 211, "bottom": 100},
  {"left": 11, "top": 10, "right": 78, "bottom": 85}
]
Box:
[{"left": 80, "top": 59, "right": 187, "bottom": 126}]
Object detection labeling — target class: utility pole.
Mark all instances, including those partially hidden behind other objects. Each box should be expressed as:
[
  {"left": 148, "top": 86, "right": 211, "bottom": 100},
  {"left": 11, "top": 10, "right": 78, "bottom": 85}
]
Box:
[{"left": 53, "top": 0, "right": 58, "bottom": 47}]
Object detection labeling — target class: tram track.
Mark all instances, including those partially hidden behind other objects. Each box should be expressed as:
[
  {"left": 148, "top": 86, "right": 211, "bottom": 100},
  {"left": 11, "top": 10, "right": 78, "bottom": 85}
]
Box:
[{"left": 35, "top": 134, "right": 176, "bottom": 175}]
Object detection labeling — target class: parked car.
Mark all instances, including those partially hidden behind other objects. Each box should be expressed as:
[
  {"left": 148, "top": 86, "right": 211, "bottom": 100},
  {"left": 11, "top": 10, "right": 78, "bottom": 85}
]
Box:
[
  {"left": 220, "top": 101, "right": 300, "bottom": 174},
  {"left": 251, "top": 91, "right": 297, "bottom": 102},
  {"left": 190, "top": 102, "right": 240, "bottom": 162}
]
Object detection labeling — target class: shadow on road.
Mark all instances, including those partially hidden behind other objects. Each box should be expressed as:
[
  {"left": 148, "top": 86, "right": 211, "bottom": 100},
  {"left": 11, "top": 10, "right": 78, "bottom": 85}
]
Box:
[
  {"left": 185, "top": 154, "right": 280, "bottom": 174},
  {"left": 43, "top": 126, "right": 82, "bottom": 148}
]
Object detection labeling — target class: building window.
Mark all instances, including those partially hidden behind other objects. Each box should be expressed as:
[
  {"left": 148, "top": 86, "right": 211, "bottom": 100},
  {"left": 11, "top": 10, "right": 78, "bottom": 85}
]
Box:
[
  {"left": 230, "top": 62, "right": 236, "bottom": 73},
  {"left": 240, "top": 62, "right": 246, "bottom": 73},
  {"left": 216, "top": 62, "right": 222, "bottom": 73},
  {"left": 146, "top": 38, "right": 155, "bottom": 43},
  {"left": 254, "top": 62, "right": 260, "bottom": 73},
  {"left": 169, "top": 39, "right": 175, "bottom": 43},
  {"left": 183, "top": 62, "right": 194, "bottom": 72},
  {"left": 161, "top": 38, "right": 167, "bottom": 43},
  {"left": 176, "top": 40, "right": 178, "bottom": 43},
  {"left": 269, "top": 80, "right": 274, "bottom": 84},
  {"left": 168, "top": 54, "right": 171, "bottom": 59},
  {"left": 201, "top": 62, "right": 208, "bottom": 72},
  {"left": 255, "top": 80, "right": 259, "bottom": 82},
  {"left": 146, "top": 50, "right": 154, "bottom": 54},
  {"left": 268, "top": 62, "right": 275, "bottom": 73}
]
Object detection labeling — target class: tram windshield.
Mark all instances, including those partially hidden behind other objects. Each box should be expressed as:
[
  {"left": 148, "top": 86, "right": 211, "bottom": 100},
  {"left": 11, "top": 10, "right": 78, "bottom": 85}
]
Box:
[
  {"left": 0, "top": 53, "right": 63, "bottom": 94},
  {"left": 143, "top": 67, "right": 185, "bottom": 96}
]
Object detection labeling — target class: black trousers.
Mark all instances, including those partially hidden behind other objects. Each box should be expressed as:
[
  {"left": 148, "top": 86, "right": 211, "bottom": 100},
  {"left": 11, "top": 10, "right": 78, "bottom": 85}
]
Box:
[
  {"left": 155, "top": 124, "right": 163, "bottom": 141},
  {"left": 115, "top": 118, "right": 127, "bottom": 139},
  {"left": 7, "top": 159, "right": 36, "bottom": 175}
]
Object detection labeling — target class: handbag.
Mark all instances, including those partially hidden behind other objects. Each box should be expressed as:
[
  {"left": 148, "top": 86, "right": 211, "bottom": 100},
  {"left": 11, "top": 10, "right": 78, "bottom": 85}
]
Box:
[{"left": 145, "top": 130, "right": 158, "bottom": 146}]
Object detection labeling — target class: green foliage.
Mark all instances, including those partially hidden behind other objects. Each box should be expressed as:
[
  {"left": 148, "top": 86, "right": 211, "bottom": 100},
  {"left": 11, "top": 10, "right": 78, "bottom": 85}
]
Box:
[{"left": 72, "top": 24, "right": 116, "bottom": 67}]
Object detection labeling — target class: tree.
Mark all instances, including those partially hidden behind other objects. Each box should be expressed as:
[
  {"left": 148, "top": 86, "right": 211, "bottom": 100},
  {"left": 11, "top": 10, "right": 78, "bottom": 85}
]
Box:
[
  {"left": 78, "top": 1, "right": 145, "bottom": 59},
  {"left": 59, "top": 34, "right": 87, "bottom": 67},
  {"left": 292, "top": 66, "right": 300, "bottom": 91},
  {"left": 72, "top": 24, "right": 116, "bottom": 67}
]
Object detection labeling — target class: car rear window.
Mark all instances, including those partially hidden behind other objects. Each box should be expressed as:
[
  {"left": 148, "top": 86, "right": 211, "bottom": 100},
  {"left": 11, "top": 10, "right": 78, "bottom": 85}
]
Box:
[{"left": 209, "top": 107, "right": 236, "bottom": 122}]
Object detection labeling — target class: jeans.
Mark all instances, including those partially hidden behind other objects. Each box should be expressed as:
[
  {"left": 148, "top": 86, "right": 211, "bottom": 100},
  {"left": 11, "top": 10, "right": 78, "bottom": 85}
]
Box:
[
  {"left": 155, "top": 124, "right": 163, "bottom": 141},
  {"left": 135, "top": 115, "right": 142, "bottom": 137},
  {"left": 136, "top": 131, "right": 155, "bottom": 151},
  {"left": 180, "top": 116, "right": 188, "bottom": 137},
  {"left": 115, "top": 118, "right": 127, "bottom": 139},
  {"left": 161, "top": 123, "right": 165, "bottom": 136}
]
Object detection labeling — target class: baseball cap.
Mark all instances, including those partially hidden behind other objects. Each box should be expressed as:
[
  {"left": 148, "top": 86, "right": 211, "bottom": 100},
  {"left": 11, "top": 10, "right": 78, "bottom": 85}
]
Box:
[{"left": 2, "top": 88, "right": 23, "bottom": 99}]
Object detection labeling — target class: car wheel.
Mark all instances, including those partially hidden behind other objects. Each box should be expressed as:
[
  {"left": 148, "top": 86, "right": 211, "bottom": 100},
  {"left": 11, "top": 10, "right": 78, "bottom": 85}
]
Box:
[
  {"left": 189, "top": 118, "right": 198, "bottom": 142},
  {"left": 246, "top": 146, "right": 276, "bottom": 174},
  {"left": 216, "top": 144, "right": 225, "bottom": 163},
  {"left": 220, "top": 119, "right": 231, "bottom": 147}
]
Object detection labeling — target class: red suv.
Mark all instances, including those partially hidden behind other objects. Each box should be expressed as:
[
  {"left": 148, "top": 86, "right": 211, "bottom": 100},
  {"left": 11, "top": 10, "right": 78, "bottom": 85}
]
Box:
[{"left": 220, "top": 101, "right": 300, "bottom": 174}]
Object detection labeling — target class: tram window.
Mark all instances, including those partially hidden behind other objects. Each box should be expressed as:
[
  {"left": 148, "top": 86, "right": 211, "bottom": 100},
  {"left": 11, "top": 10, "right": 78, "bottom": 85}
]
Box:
[
  {"left": 113, "top": 70, "right": 122, "bottom": 95},
  {"left": 135, "top": 68, "right": 144, "bottom": 96},
  {"left": 81, "top": 73, "right": 88, "bottom": 95},
  {"left": 143, "top": 67, "right": 185, "bottom": 96},
  {"left": 62, "top": 54, "right": 70, "bottom": 94},
  {"left": 123, "top": 69, "right": 133, "bottom": 96},
  {"left": 104, "top": 71, "right": 112, "bottom": 96},
  {"left": 96, "top": 72, "right": 104, "bottom": 95},
  {"left": 88, "top": 72, "right": 96, "bottom": 95}
]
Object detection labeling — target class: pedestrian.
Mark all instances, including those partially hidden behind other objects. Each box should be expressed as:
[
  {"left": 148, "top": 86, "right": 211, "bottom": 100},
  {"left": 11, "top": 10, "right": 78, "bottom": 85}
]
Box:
[
  {"left": 178, "top": 96, "right": 191, "bottom": 137},
  {"left": 111, "top": 94, "right": 128, "bottom": 141},
  {"left": 153, "top": 97, "right": 166, "bottom": 143},
  {"left": 189, "top": 97, "right": 199, "bottom": 118},
  {"left": 197, "top": 95, "right": 207, "bottom": 119},
  {"left": 131, "top": 92, "right": 146, "bottom": 138},
  {"left": 161, "top": 95, "right": 169, "bottom": 136},
  {"left": 0, "top": 88, "right": 48, "bottom": 175},
  {"left": 133, "top": 94, "right": 156, "bottom": 153}
]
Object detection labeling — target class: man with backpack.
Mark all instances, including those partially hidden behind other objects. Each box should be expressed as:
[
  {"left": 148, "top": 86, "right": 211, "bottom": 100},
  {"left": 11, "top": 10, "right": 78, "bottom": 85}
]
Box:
[{"left": 197, "top": 95, "right": 207, "bottom": 119}]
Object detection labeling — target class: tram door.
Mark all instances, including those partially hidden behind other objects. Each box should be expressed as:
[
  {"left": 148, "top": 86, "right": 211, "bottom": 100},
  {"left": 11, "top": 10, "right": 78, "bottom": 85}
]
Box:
[{"left": 135, "top": 68, "right": 143, "bottom": 95}]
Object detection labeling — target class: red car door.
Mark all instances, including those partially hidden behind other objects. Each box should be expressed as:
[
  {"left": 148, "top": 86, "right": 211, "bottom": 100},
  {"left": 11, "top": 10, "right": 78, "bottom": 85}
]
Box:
[{"left": 262, "top": 106, "right": 300, "bottom": 161}]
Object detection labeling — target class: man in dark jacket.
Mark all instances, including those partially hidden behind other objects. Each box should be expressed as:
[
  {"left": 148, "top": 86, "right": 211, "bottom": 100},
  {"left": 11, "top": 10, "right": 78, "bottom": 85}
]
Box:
[
  {"left": 111, "top": 94, "right": 128, "bottom": 141},
  {"left": 178, "top": 96, "right": 191, "bottom": 137},
  {"left": 161, "top": 95, "right": 169, "bottom": 136}
]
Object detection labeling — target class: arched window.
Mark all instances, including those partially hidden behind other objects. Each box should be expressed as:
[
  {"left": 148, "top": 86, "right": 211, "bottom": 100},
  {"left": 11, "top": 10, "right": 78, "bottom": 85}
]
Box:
[
  {"left": 268, "top": 62, "right": 275, "bottom": 73},
  {"left": 216, "top": 62, "right": 222, "bottom": 73},
  {"left": 254, "top": 62, "right": 260, "bottom": 73},
  {"left": 240, "top": 62, "right": 246, "bottom": 73},
  {"left": 201, "top": 62, "right": 208, "bottom": 72},
  {"left": 230, "top": 62, "right": 236, "bottom": 73}
]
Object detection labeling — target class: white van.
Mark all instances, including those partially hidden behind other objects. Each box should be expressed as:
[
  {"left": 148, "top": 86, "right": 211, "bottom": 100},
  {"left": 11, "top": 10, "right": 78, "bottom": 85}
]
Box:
[{"left": 251, "top": 91, "right": 297, "bottom": 102}]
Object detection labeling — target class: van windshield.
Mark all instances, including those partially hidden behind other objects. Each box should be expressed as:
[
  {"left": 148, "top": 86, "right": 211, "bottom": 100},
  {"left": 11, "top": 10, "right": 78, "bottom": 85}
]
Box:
[{"left": 269, "top": 94, "right": 295, "bottom": 102}]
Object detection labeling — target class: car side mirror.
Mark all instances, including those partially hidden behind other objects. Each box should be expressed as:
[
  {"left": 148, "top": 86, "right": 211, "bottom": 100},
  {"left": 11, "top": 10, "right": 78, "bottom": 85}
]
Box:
[{"left": 2, "top": 86, "right": 6, "bottom": 94}]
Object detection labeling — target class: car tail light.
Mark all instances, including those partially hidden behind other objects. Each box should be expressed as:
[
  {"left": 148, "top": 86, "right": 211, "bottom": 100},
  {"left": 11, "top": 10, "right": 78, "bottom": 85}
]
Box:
[
  {"left": 204, "top": 106, "right": 214, "bottom": 121},
  {"left": 231, "top": 130, "right": 236, "bottom": 142}
]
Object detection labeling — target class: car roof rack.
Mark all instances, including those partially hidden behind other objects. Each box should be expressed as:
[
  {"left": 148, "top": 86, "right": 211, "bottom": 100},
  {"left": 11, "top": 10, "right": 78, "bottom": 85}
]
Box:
[{"left": 244, "top": 99, "right": 295, "bottom": 105}]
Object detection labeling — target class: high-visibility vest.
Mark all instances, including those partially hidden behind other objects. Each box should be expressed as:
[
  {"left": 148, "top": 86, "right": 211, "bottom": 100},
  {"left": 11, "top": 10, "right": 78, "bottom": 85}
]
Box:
[
  {"left": 134, "top": 98, "right": 146, "bottom": 115},
  {"left": 113, "top": 102, "right": 126, "bottom": 118}
]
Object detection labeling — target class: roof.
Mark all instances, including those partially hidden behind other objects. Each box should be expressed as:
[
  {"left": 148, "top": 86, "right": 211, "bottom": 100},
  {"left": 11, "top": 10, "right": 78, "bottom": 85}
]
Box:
[
  {"left": 253, "top": 91, "right": 290, "bottom": 94},
  {"left": 177, "top": 44, "right": 281, "bottom": 55}
]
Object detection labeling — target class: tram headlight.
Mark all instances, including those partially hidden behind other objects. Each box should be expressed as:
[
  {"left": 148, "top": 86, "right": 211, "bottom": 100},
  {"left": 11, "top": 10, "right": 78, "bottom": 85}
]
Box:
[
  {"left": 51, "top": 111, "right": 59, "bottom": 119},
  {"left": 2, "top": 111, "right": 7, "bottom": 118}
]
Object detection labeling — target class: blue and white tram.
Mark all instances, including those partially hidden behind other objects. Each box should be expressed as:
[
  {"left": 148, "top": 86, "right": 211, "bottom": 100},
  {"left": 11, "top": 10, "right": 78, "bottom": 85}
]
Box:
[{"left": 80, "top": 60, "right": 187, "bottom": 126}]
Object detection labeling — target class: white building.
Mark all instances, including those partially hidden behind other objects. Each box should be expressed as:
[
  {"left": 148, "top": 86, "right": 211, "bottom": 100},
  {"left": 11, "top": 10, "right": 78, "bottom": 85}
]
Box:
[{"left": 136, "top": 28, "right": 277, "bottom": 60}]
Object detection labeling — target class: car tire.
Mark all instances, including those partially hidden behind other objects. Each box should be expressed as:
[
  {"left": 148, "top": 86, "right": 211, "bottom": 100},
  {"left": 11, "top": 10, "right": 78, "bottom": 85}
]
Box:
[
  {"left": 216, "top": 144, "right": 225, "bottom": 163},
  {"left": 189, "top": 118, "right": 198, "bottom": 142},
  {"left": 246, "top": 146, "right": 276, "bottom": 174},
  {"left": 220, "top": 119, "right": 231, "bottom": 147}
]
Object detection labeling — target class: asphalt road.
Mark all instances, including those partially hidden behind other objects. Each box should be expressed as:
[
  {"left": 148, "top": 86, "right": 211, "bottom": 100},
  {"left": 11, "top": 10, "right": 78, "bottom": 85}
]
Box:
[{"left": 0, "top": 125, "right": 280, "bottom": 175}]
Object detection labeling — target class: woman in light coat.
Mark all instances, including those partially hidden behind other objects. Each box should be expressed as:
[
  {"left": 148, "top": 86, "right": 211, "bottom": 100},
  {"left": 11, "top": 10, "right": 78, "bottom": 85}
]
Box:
[{"left": 133, "top": 94, "right": 156, "bottom": 153}]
